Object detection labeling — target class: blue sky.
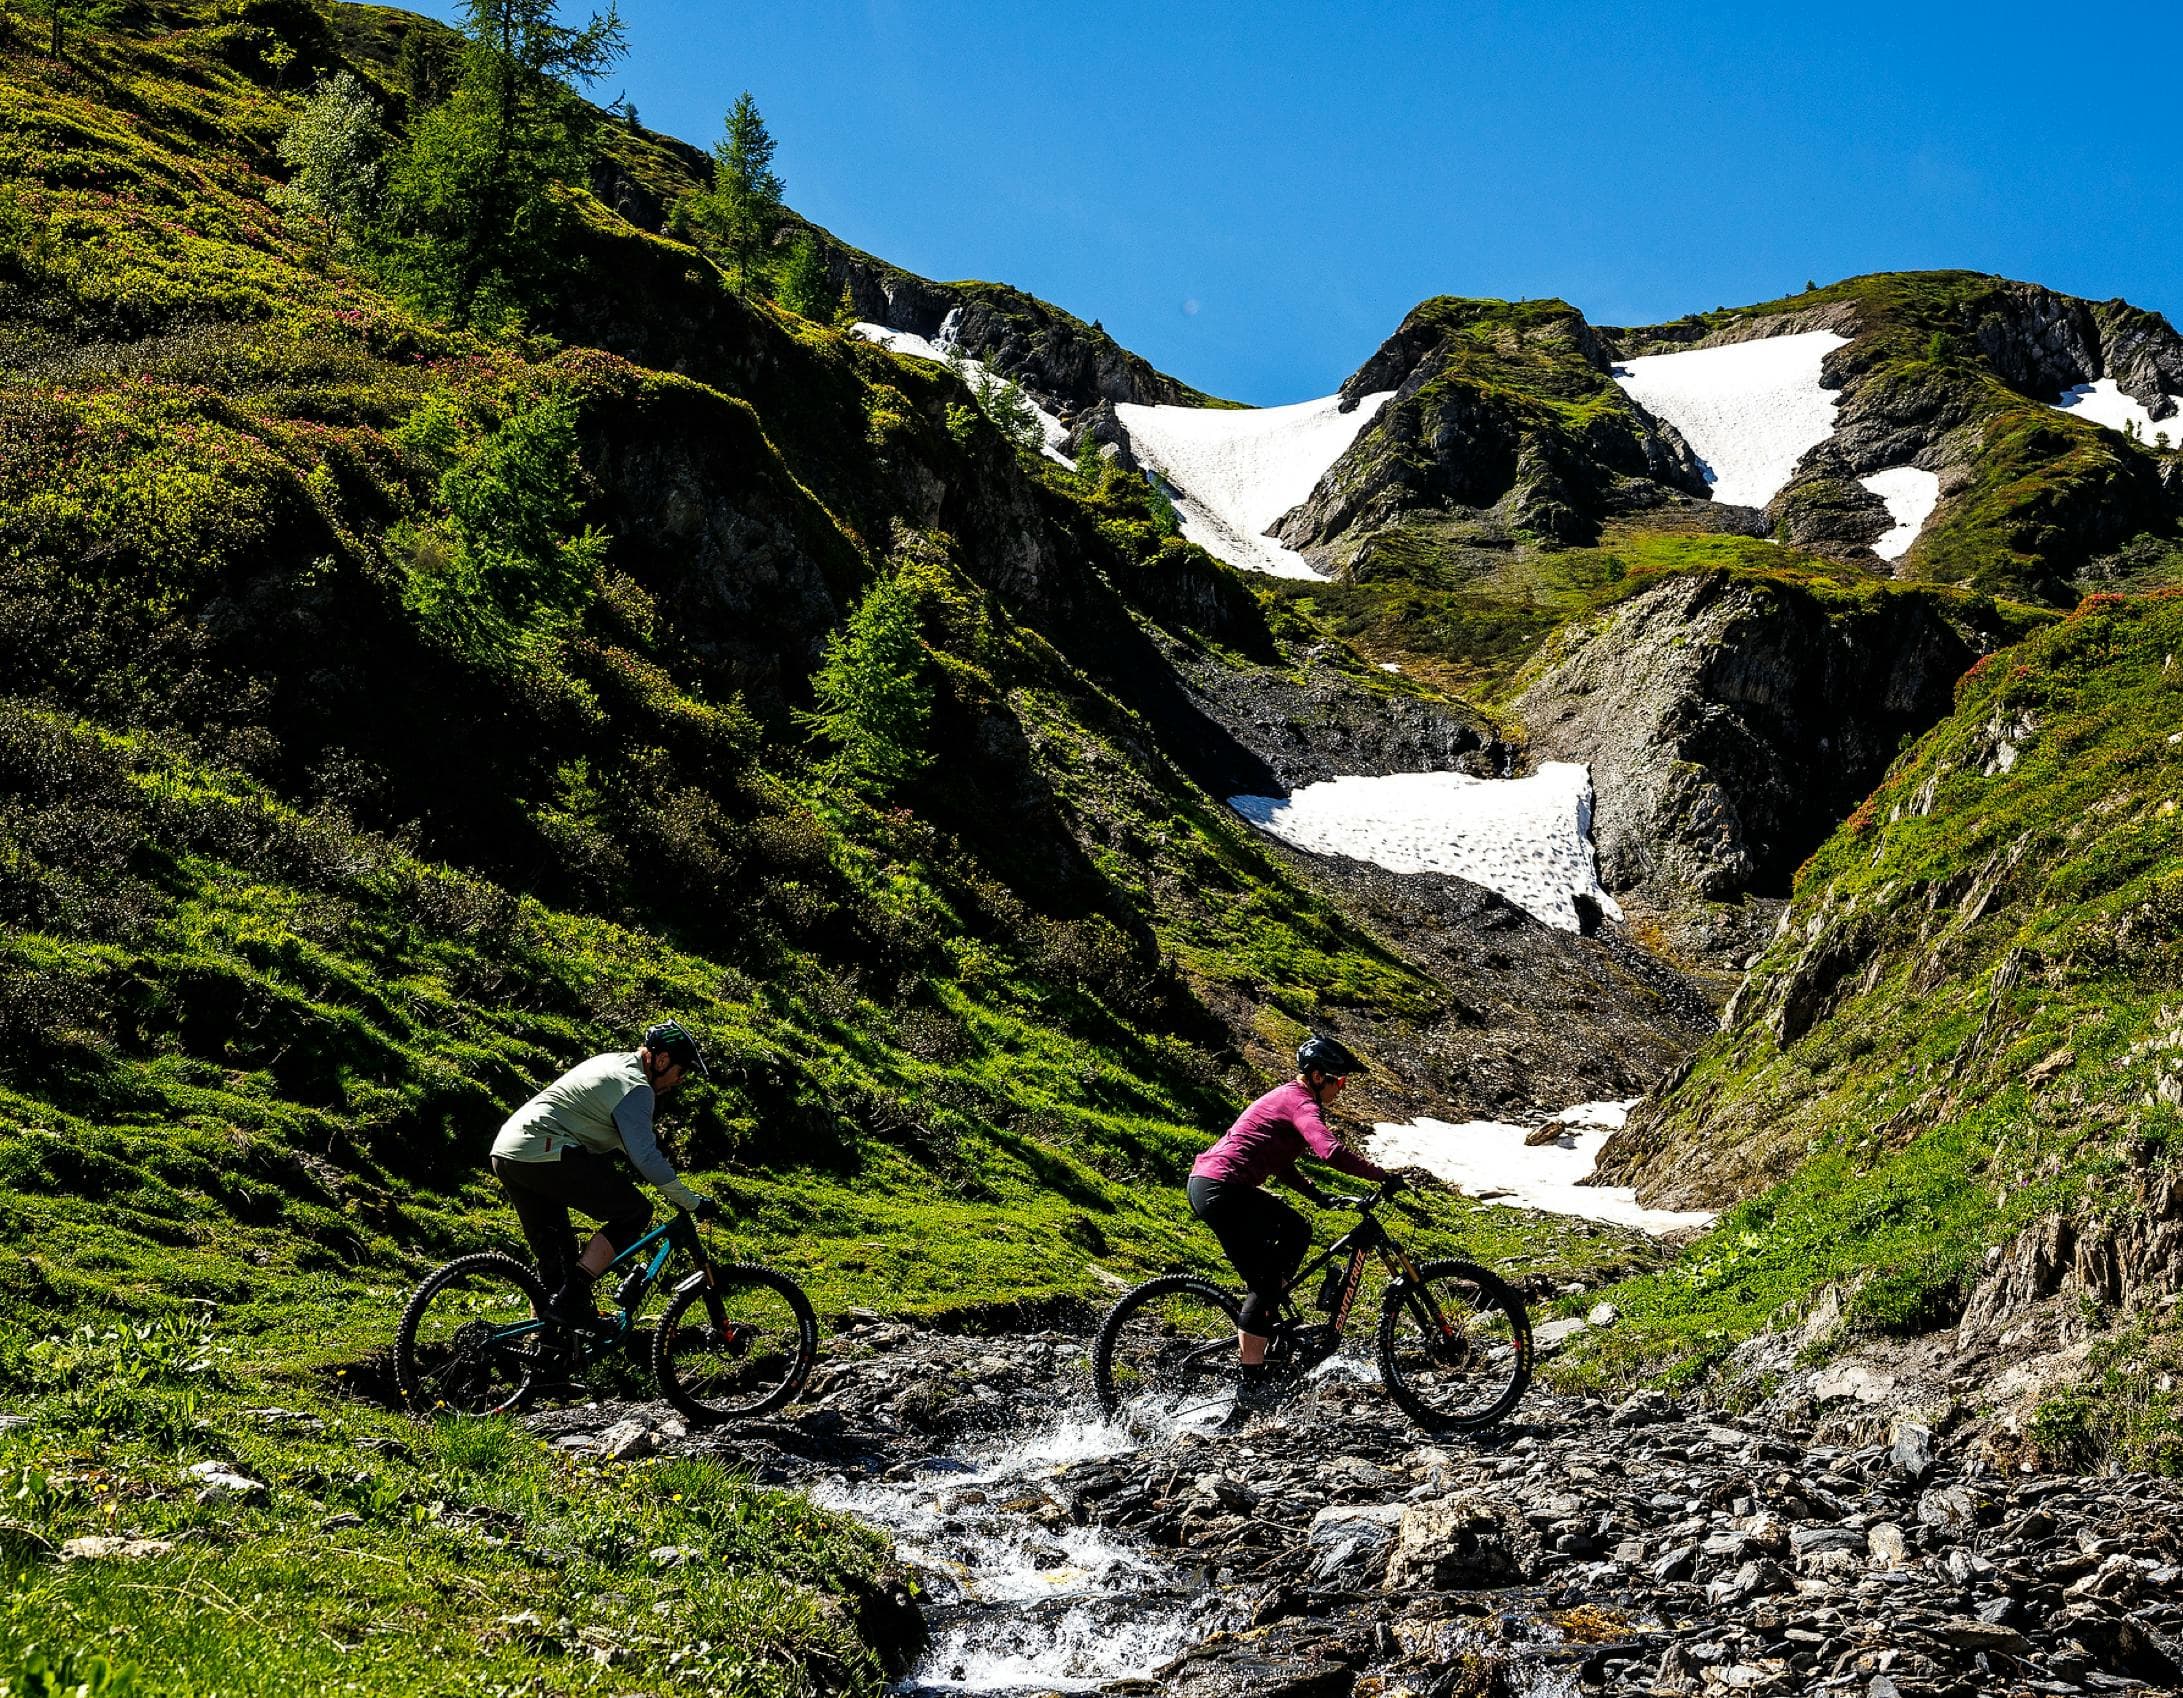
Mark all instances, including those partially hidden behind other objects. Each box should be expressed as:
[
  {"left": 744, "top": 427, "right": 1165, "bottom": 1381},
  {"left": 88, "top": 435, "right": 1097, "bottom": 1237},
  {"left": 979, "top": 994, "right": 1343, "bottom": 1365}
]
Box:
[{"left": 451, "top": 0, "right": 2183, "bottom": 404}]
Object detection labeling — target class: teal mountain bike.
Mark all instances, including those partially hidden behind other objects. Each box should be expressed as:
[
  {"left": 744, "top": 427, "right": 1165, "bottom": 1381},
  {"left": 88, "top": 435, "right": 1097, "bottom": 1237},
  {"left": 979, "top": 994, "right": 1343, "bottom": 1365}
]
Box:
[{"left": 393, "top": 1209, "right": 817, "bottom": 1423}]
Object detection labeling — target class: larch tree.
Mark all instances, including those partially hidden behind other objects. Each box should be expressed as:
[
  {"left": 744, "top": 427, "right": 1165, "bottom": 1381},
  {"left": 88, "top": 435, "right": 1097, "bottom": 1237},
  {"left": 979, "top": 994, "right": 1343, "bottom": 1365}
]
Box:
[
  {"left": 370, "top": 0, "right": 625, "bottom": 325},
  {"left": 695, "top": 91, "right": 783, "bottom": 298}
]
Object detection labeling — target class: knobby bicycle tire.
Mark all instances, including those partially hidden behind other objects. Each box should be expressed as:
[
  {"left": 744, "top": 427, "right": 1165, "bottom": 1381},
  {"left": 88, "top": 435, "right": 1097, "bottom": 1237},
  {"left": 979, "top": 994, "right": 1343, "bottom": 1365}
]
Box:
[
  {"left": 394, "top": 1251, "right": 553, "bottom": 1417},
  {"left": 652, "top": 1262, "right": 818, "bottom": 1423},
  {"left": 1375, "top": 1257, "right": 1532, "bottom": 1431},
  {"left": 1092, "top": 1273, "right": 1241, "bottom": 1417}
]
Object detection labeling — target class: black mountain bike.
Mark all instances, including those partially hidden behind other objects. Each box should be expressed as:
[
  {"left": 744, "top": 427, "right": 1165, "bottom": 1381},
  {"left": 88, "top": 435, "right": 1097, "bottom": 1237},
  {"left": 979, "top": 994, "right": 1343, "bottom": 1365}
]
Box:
[
  {"left": 393, "top": 1209, "right": 817, "bottom": 1424},
  {"left": 1093, "top": 1178, "right": 1531, "bottom": 1431}
]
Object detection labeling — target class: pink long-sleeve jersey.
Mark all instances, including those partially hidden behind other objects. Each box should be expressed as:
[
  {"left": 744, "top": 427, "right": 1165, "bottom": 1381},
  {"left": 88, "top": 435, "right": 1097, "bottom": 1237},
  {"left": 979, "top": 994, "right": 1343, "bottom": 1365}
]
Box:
[{"left": 1189, "top": 1080, "right": 1387, "bottom": 1190}]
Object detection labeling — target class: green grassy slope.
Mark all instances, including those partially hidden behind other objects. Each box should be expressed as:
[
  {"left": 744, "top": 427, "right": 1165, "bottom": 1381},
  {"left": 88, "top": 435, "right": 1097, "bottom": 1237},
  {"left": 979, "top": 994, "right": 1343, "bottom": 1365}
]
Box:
[
  {"left": 1563, "top": 591, "right": 2183, "bottom": 1409},
  {"left": 0, "top": 9, "right": 1670, "bottom": 1686},
  {"left": 1276, "top": 527, "right": 2048, "bottom": 709}
]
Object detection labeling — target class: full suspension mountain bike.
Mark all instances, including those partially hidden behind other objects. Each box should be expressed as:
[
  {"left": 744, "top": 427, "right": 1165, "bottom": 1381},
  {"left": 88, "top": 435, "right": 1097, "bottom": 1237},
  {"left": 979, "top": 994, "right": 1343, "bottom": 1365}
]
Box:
[
  {"left": 1092, "top": 1177, "right": 1532, "bottom": 1431},
  {"left": 393, "top": 1208, "right": 817, "bottom": 1423}
]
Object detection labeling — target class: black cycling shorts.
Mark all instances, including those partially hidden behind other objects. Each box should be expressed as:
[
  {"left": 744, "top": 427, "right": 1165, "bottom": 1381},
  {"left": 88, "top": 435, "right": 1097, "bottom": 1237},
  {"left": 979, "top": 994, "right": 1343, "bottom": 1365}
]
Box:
[
  {"left": 492, "top": 1150, "right": 652, "bottom": 1284},
  {"left": 1187, "top": 1174, "right": 1311, "bottom": 1334}
]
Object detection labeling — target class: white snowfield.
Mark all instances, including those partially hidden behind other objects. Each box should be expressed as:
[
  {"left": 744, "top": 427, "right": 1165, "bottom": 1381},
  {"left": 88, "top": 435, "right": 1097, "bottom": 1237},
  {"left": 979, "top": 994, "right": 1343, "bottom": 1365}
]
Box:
[
  {"left": 1112, "top": 390, "right": 1394, "bottom": 580},
  {"left": 1610, "top": 330, "right": 1849, "bottom": 510},
  {"left": 849, "top": 318, "right": 1074, "bottom": 466},
  {"left": 2053, "top": 378, "right": 2183, "bottom": 449},
  {"left": 1228, "top": 762, "right": 1621, "bottom": 934},
  {"left": 1371, "top": 1099, "right": 1716, "bottom": 1235},
  {"left": 1858, "top": 466, "right": 1941, "bottom": 561}
]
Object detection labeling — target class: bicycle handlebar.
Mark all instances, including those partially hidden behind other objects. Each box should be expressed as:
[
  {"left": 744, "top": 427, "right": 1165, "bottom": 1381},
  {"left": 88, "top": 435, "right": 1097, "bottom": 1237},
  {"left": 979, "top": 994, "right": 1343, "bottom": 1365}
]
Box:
[{"left": 1324, "top": 1176, "right": 1407, "bottom": 1212}]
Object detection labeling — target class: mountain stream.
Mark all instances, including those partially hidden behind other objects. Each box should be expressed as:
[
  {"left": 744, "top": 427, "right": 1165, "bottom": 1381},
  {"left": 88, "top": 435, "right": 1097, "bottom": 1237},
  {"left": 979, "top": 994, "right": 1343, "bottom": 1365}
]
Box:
[{"left": 812, "top": 1410, "right": 1237, "bottom": 1694}]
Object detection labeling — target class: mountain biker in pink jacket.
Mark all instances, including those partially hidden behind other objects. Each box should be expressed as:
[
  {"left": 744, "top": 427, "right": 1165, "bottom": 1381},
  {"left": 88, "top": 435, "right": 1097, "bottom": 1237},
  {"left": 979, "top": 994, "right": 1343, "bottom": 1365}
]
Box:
[{"left": 1189, "top": 1033, "right": 1391, "bottom": 1415}]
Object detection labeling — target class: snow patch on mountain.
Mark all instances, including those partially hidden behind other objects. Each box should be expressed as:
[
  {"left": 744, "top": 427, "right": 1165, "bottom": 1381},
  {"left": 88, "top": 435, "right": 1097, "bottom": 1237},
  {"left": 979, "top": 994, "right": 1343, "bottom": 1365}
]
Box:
[
  {"left": 2053, "top": 378, "right": 2183, "bottom": 448},
  {"left": 1858, "top": 466, "right": 1941, "bottom": 561},
  {"left": 850, "top": 320, "right": 1074, "bottom": 465},
  {"left": 1370, "top": 1099, "right": 1715, "bottom": 1233},
  {"left": 1113, "top": 392, "right": 1393, "bottom": 579},
  {"left": 1228, "top": 762, "right": 1619, "bottom": 933},
  {"left": 1610, "top": 330, "right": 1849, "bottom": 509}
]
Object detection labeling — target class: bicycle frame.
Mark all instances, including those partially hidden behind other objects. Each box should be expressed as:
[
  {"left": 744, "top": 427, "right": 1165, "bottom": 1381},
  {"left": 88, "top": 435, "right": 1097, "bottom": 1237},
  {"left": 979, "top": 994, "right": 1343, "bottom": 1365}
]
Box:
[
  {"left": 604, "top": 1211, "right": 703, "bottom": 1319},
  {"left": 488, "top": 1211, "right": 718, "bottom": 1360},
  {"left": 1279, "top": 1195, "right": 1459, "bottom": 1347}
]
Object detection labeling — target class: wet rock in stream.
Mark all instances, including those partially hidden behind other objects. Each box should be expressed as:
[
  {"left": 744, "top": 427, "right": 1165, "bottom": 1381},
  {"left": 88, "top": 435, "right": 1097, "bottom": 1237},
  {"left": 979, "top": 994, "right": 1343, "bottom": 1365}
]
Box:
[{"left": 524, "top": 1320, "right": 2183, "bottom": 1696}]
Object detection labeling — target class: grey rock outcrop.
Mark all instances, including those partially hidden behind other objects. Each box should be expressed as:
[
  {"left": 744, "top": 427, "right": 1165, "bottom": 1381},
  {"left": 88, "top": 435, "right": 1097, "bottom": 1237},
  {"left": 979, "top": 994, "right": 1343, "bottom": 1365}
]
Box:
[
  {"left": 1513, "top": 571, "right": 2026, "bottom": 966},
  {"left": 1271, "top": 297, "right": 1713, "bottom": 558},
  {"left": 824, "top": 254, "right": 1210, "bottom": 416}
]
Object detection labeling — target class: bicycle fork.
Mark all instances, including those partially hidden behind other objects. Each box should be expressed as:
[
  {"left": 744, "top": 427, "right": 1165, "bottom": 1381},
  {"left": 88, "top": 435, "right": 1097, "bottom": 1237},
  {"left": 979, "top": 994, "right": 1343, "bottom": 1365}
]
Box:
[
  {"left": 671, "top": 1245, "right": 754, "bottom": 1355},
  {"left": 1381, "top": 1242, "right": 1461, "bottom": 1347}
]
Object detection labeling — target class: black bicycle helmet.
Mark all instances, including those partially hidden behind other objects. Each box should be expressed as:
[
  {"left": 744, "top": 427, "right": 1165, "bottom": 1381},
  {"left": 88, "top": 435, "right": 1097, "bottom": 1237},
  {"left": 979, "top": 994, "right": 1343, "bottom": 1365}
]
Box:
[
  {"left": 642, "top": 1020, "right": 710, "bottom": 1080},
  {"left": 1296, "top": 1033, "right": 1365, "bottom": 1079}
]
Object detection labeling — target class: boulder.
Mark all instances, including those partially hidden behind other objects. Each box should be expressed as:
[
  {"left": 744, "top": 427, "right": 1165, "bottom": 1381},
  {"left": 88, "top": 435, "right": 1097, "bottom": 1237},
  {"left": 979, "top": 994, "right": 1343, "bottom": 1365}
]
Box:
[
  {"left": 1888, "top": 1420, "right": 1935, "bottom": 1484},
  {"left": 60, "top": 1536, "right": 175, "bottom": 1561},
  {"left": 1384, "top": 1492, "right": 1535, "bottom": 1591},
  {"left": 1307, "top": 1503, "right": 1402, "bottom": 1585},
  {"left": 1609, "top": 1389, "right": 1676, "bottom": 1429},
  {"left": 597, "top": 1419, "right": 657, "bottom": 1462},
  {"left": 1915, "top": 1484, "right": 1979, "bottom": 1532},
  {"left": 186, "top": 1460, "right": 268, "bottom": 1504}
]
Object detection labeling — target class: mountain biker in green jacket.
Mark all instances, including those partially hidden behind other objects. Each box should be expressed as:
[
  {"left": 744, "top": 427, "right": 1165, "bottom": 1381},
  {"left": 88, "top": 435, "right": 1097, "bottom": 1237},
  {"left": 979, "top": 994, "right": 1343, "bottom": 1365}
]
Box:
[{"left": 490, "top": 1022, "right": 718, "bottom": 1332}]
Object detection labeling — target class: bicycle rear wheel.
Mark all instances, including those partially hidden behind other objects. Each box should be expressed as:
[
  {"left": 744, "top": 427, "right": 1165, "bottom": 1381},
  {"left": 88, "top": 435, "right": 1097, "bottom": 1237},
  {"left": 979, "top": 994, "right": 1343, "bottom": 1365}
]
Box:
[
  {"left": 1376, "top": 1259, "right": 1532, "bottom": 1431},
  {"left": 394, "top": 1252, "right": 553, "bottom": 1416},
  {"left": 1092, "top": 1275, "right": 1241, "bottom": 1423},
  {"left": 653, "top": 1263, "right": 818, "bottom": 1423}
]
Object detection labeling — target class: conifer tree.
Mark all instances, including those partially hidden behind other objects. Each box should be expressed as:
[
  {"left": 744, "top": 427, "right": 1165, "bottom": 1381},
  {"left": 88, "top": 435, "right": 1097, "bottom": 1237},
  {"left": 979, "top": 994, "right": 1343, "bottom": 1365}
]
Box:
[
  {"left": 797, "top": 569, "right": 931, "bottom": 796},
  {"left": 692, "top": 91, "right": 783, "bottom": 297},
  {"left": 975, "top": 372, "right": 1043, "bottom": 456},
  {"left": 397, "top": 25, "right": 456, "bottom": 109},
  {"left": 369, "top": 0, "right": 625, "bottom": 325},
  {"left": 775, "top": 231, "right": 831, "bottom": 320}
]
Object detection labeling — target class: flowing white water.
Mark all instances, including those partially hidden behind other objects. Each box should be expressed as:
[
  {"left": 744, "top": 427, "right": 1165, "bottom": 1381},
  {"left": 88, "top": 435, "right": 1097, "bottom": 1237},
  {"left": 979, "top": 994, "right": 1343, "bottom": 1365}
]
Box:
[{"left": 812, "top": 1416, "right": 1233, "bottom": 1694}]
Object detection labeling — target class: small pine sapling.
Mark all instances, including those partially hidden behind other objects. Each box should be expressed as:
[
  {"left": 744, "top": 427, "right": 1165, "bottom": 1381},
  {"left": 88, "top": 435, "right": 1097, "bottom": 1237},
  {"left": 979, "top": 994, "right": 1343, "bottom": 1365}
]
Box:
[
  {"left": 974, "top": 372, "right": 1043, "bottom": 456},
  {"left": 796, "top": 570, "right": 932, "bottom": 797},
  {"left": 775, "top": 232, "right": 832, "bottom": 321}
]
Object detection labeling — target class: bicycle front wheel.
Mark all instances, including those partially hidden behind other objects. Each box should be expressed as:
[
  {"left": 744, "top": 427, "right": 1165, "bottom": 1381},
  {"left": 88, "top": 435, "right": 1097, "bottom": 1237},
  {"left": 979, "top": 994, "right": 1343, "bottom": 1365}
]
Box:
[
  {"left": 1376, "top": 1259, "right": 1532, "bottom": 1431},
  {"left": 395, "top": 1252, "right": 553, "bottom": 1416},
  {"left": 653, "top": 1263, "right": 818, "bottom": 1423},
  {"left": 1092, "top": 1275, "right": 1241, "bottom": 1422}
]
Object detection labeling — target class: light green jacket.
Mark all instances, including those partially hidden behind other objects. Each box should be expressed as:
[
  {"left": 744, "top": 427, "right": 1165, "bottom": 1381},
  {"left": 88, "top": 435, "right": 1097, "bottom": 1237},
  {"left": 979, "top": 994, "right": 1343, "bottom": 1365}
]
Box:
[{"left": 491, "top": 1051, "right": 703, "bottom": 1210}]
